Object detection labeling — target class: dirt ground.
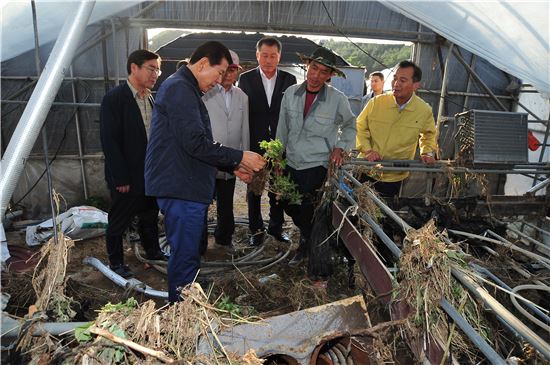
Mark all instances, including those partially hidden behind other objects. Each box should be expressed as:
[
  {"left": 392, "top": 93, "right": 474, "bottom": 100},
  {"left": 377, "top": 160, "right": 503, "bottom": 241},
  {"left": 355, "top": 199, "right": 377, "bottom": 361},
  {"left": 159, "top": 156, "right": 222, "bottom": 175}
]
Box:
[{"left": 2, "top": 180, "right": 361, "bottom": 321}]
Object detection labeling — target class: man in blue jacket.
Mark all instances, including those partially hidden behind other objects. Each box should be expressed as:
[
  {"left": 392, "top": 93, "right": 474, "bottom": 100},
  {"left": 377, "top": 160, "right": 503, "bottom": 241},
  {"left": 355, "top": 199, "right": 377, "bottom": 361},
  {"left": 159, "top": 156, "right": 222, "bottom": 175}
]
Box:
[{"left": 145, "top": 41, "right": 265, "bottom": 302}]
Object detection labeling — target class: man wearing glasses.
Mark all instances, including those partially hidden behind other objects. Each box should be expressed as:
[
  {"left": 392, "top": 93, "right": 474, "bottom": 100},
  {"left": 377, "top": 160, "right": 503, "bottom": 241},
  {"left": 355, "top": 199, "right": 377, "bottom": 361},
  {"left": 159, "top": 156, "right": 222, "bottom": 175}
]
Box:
[{"left": 100, "top": 49, "right": 166, "bottom": 278}]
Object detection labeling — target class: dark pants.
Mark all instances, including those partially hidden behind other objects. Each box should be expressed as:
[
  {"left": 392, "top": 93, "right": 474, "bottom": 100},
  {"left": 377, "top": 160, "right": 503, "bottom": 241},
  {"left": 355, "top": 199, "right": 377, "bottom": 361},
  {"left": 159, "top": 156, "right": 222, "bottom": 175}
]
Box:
[
  {"left": 214, "top": 178, "right": 236, "bottom": 245},
  {"left": 247, "top": 190, "right": 285, "bottom": 234},
  {"left": 105, "top": 191, "right": 160, "bottom": 267},
  {"left": 361, "top": 175, "right": 402, "bottom": 198},
  {"left": 157, "top": 198, "right": 208, "bottom": 302},
  {"left": 283, "top": 166, "right": 328, "bottom": 254}
]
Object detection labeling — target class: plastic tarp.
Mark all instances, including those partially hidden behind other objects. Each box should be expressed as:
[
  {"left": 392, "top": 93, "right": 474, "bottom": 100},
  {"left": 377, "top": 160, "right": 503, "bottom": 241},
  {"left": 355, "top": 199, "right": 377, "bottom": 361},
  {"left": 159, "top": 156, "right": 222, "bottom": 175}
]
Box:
[
  {"left": 384, "top": 1, "right": 550, "bottom": 98},
  {"left": 25, "top": 205, "right": 107, "bottom": 246},
  {"left": 0, "top": 0, "right": 142, "bottom": 61}
]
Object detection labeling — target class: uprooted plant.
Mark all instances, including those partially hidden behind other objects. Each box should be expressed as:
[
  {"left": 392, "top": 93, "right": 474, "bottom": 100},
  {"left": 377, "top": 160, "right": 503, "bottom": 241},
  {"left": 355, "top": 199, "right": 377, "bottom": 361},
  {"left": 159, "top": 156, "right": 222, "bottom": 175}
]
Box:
[
  {"left": 395, "top": 220, "right": 491, "bottom": 363},
  {"left": 249, "top": 139, "right": 302, "bottom": 205}
]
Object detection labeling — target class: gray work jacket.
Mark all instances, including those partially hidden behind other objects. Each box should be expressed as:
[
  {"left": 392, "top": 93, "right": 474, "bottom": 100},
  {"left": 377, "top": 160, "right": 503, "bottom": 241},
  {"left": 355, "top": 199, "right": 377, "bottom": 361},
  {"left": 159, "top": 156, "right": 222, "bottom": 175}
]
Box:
[{"left": 276, "top": 82, "right": 356, "bottom": 170}]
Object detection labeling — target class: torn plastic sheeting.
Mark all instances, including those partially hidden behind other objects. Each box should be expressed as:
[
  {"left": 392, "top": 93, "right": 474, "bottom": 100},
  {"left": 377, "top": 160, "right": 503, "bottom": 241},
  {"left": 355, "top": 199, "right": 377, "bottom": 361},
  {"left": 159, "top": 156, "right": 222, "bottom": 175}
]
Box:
[
  {"left": 196, "top": 295, "right": 369, "bottom": 364},
  {"left": 25, "top": 206, "right": 107, "bottom": 246}
]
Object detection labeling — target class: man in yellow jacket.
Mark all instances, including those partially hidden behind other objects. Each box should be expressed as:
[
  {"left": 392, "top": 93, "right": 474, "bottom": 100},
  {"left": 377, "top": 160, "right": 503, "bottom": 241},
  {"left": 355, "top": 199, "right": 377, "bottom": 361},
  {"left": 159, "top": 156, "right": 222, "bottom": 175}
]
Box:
[{"left": 356, "top": 60, "right": 437, "bottom": 197}]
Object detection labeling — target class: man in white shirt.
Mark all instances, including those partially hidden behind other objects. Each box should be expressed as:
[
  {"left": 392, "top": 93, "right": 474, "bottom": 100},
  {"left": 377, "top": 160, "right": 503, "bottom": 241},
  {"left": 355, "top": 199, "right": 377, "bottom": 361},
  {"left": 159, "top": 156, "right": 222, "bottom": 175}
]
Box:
[
  {"left": 239, "top": 36, "right": 297, "bottom": 246},
  {"left": 203, "top": 50, "right": 250, "bottom": 248}
]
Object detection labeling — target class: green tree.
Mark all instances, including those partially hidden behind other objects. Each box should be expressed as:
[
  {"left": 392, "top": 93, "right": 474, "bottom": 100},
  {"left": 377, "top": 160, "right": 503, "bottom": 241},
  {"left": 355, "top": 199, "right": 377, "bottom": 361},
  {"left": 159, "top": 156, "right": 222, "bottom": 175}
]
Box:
[{"left": 321, "top": 39, "right": 411, "bottom": 72}]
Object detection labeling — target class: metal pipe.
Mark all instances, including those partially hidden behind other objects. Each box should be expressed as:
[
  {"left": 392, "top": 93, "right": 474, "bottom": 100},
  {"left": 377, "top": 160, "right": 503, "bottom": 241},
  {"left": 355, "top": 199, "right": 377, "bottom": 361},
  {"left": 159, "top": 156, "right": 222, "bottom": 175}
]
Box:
[
  {"left": 346, "top": 160, "right": 550, "bottom": 175},
  {"left": 520, "top": 219, "right": 550, "bottom": 237},
  {"left": 26, "top": 154, "right": 103, "bottom": 160},
  {"left": 0, "top": 1, "right": 95, "bottom": 219},
  {"left": 126, "top": 18, "right": 436, "bottom": 40},
  {"left": 533, "top": 110, "right": 550, "bottom": 186},
  {"left": 30, "top": 0, "right": 41, "bottom": 75},
  {"left": 452, "top": 48, "right": 508, "bottom": 112},
  {"left": 496, "top": 223, "right": 550, "bottom": 256},
  {"left": 333, "top": 177, "right": 402, "bottom": 259},
  {"left": 439, "top": 298, "right": 507, "bottom": 365},
  {"left": 1, "top": 100, "right": 100, "bottom": 108},
  {"left": 69, "top": 66, "right": 88, "bottom": 200},
  {"left": 462, "top": 55, "right": 477, "bottom": 110},
  {"left": 417, "top": 89, "right": 513, "bottom": 100},
  {"left": 342, "top": 170, "right": 413, "bottom": 233},
  {"left": 1, "top": 76, "right": 125, "bottom": 82},
  {"left": 83, "top": 256, "right": 168, "bottom": 299},
  {"left": 345, "top": 159, "right": 549, "bottom": 168},
  {"left": 451, "top": 267, "right": 550, "bottom": 359},
  {"left": 1, "top": 315, "right": 88, "bottom": 339},
  {"left": 527, "top": 178, "right": 550, "bottom": 194},
  {"left": 32, "top": 0, "right": 58, "bottom": 246},
  {"left": 470, "top": 263, "right": 550, "bottom": 326},
  {"left": 436, "top": 43, "right": 454, "bottom": 132},
  {"left": 111, "top": 18, "right": 120, "bottom": 87},
  {"left": 3, "top": 80, "right": 38, "bottom": 101},
  {"left": 448, "top": 229, "right": 550, "bottom": 269}
]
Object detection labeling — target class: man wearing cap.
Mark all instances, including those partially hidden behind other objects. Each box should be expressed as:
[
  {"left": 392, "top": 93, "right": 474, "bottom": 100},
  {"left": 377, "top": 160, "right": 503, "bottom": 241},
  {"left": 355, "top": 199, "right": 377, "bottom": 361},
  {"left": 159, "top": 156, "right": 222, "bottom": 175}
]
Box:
[
  {"left": 239, "top": 36, "right": 297, "bottom": 247},
  {"left": 202, "top": 50, "right": 249, "bottom": 249},
  {"left": 356, "top": 60, "right": 437, "bottom": 198},
  {"left": 276, "top": 47, "right": 356, "bottom": 266}
]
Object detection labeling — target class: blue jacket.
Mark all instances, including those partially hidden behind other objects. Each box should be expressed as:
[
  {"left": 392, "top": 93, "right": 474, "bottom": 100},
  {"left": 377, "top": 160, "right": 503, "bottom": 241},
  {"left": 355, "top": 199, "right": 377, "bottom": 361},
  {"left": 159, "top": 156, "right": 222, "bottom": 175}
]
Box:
[{"left": 145, "top": 66, "right": 243, "bottom": 203}]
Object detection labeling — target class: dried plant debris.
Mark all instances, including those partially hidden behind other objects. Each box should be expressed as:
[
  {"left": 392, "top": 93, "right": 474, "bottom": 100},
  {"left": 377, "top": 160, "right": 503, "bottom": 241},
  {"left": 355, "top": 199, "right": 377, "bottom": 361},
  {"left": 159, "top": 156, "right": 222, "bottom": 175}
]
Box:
[
  {"left": 22, "top": 284, "right": 265, "bottom": 364},
  {"left": 395, "top": 220, "right": 492, "bottom": 363}
]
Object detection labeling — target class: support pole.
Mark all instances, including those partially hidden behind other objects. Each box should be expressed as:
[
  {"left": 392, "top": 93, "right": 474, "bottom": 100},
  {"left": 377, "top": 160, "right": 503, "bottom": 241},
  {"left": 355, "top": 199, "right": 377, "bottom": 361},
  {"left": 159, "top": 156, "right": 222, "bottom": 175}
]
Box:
[
  {"left": 436, "top": 43, "right": 454, "bottom": 132},
  {"left": 0, "top": 1, "right": 95, "bottom": 219},
  {"left": 452, "top": 48, "right": 508, "bottom": 112},
  {"left": 69, "top": 66, "right": 89, "bottom": 200}
]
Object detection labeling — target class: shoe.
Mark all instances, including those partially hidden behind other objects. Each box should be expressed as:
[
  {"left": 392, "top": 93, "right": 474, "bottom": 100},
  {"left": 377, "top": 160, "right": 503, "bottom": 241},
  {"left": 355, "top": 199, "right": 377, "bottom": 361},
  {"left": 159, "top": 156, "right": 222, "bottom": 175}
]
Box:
[
  {"left": 146, "top": 251, "right": 168, "bottom": 261},
  {"left": 110, "top": 264, "right": 134, "bottom": 278},
  {"left": 212, "top": 242, "right": 237, "bottom": 254},
  {"left": 249, "top": 231, "right": 265, "bottom": 247},
  {"left": 267, "top": 230, "right": 291, "bottom": 243},
  {"left": 288, "top": 251, "right": 306, "bottom": 267}
]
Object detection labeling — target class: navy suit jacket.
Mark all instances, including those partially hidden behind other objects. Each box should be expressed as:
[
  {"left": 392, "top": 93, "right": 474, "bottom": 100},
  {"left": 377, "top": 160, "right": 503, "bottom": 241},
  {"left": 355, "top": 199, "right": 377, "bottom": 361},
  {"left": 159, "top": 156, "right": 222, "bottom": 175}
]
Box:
[
  {"left": 145, "top": 66, "right": 243, "bottom": 203},
  {"left": 100, "top": 82, "right": 152, "bottom": 195},
  {"left": 238, "top": 68, "right": 296, "bottom": 153}
]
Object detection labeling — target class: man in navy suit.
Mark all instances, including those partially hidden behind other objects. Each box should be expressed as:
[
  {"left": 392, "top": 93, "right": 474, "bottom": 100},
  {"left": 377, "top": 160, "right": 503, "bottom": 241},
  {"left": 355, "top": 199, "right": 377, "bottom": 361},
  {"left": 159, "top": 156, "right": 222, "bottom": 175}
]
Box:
[
  {"left": 145, "top": 42, "right": 265, "bottom": 302},
  {"left": 100, "top": 50, "right": 166, "bottom": 278},
  {"left": 239, "top": 36, "right": 297, "bottom": 246}
]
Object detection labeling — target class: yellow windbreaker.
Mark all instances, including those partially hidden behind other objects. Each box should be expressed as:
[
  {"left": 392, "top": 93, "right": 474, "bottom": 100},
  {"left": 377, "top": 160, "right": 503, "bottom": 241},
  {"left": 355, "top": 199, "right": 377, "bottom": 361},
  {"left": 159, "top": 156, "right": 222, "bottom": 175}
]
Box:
[{"left": 356, "top": 92, "right": 437, "bottom": 182}]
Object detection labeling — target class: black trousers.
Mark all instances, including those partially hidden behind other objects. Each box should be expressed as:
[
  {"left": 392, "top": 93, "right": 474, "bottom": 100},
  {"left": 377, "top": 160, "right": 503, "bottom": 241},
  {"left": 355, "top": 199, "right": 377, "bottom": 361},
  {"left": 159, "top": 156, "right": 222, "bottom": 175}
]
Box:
[
  {"left": 105, "top": 190, "right": 160, "bottom": 266},
  {"left": 247, "top": 190, "right": 285, "bottom": 234},
  {"left": 214, "top": 178, "right": 236, "bottom": 246},
  {"left": 282, "top": 166, "right": 328, "bottom": 254},
  {"left": 360, "top": 175, "right": 402, "bottom": 198}
]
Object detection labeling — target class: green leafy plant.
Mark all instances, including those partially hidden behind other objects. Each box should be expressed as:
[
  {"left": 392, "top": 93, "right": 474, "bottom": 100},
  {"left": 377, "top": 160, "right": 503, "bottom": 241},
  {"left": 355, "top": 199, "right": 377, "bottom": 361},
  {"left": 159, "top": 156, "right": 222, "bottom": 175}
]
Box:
[
  {"left": 74, "top": 322, "right": 94, "bottom": 342},
  {"left": 258, "top": 139, "right": 302, "bottom": 205},
  {"left": 216, "top": 295, "right": 242, "bottom": 317},
  {"left": 98, "top": 297, "right": 138, "bottom": 314}
]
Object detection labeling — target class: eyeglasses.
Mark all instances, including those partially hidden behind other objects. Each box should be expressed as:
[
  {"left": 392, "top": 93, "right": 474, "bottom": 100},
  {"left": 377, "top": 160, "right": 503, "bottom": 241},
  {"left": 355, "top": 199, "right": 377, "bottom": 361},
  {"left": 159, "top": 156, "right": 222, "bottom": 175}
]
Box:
[{"left": 143, "top": 65, "right": 162, "bottom": 76}]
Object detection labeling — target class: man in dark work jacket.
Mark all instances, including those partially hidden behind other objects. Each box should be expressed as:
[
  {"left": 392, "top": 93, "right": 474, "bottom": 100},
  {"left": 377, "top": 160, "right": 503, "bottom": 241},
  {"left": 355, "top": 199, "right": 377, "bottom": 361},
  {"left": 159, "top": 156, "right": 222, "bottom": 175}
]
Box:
[
  {"left": 100, "top": 50, "right": 165, "bottom": 278},
  {"left": 145, "top": 41, "right": 265, "bottom": 302},
  {"left": 238, "top": 36, "right": 297, "bottom": 246}
]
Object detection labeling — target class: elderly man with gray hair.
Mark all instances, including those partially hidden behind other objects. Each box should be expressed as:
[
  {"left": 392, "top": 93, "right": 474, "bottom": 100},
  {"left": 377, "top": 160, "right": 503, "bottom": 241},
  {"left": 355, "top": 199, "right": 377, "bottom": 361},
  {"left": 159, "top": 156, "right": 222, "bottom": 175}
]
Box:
[{"left": 202, "top": 50, "right": 250, "bottom": 250}]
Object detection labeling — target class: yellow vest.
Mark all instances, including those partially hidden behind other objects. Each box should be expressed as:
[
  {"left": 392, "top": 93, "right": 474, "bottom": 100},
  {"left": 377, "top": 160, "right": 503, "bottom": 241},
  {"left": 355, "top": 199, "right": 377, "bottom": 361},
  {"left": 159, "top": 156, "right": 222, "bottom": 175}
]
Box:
[{"left": 356, "top": 93, "right": 437, "bottom": 182}]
